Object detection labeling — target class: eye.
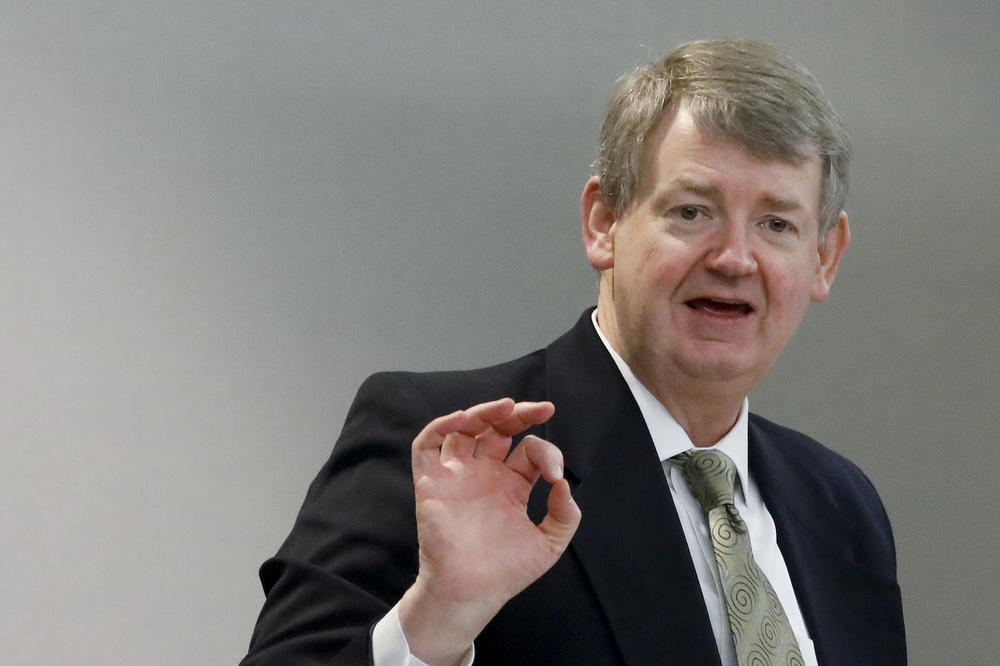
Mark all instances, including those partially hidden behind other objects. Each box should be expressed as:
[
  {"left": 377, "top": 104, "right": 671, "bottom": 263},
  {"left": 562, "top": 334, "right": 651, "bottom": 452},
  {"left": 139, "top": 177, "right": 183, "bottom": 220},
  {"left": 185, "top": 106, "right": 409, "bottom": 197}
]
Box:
[
  {"left": 765, "top": 217, "right": 792, "bottom": 233},
  {"left": 678, "top": 206, "right": 701, "bottom": 221}
]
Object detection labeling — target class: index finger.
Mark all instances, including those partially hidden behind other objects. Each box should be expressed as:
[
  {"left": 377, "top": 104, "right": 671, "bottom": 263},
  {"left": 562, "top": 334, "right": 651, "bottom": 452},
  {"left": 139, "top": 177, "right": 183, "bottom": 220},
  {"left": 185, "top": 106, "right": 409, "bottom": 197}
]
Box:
[
  {"left": 488, "top": 400, "right": 555, "bottom": 437},
  {"left": 412, "top": 398, "right": 516, "bottom": 452},
  {"left": 473, "top": 401, "right": 555, "bottom": 461}
]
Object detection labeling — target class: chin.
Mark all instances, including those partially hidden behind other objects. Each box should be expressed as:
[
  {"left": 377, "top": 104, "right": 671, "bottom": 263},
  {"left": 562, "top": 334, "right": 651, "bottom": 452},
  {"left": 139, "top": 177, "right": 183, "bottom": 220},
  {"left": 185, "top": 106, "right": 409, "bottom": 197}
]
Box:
[
  {"left": 672, "top": 348, "right": 767, "bottom": 384},
  {"left": 680, "top": 361, "right": 753, "bottom": 382}
]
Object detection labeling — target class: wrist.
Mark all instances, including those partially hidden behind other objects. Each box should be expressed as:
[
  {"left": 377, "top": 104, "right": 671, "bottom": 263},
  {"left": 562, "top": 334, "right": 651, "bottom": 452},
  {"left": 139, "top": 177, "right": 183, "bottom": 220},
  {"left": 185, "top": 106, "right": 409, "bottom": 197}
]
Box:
[{"left": 397, "top": 580, "right": 497, "bottom": 666}]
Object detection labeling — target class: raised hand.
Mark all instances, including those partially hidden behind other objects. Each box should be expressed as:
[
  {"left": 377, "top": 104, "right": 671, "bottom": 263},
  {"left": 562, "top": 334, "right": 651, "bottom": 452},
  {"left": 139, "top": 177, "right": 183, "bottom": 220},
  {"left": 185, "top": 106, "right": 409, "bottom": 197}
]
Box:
[{"left": 398, "top": 398, "right": 581, "bottom": 666}]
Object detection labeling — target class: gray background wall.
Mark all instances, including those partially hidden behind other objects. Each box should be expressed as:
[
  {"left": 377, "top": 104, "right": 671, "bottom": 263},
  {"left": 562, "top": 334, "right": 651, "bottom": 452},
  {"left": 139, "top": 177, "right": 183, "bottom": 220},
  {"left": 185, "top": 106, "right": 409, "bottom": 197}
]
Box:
[{"left": 2, "top": 2, "right": 997, "bottom": 664}]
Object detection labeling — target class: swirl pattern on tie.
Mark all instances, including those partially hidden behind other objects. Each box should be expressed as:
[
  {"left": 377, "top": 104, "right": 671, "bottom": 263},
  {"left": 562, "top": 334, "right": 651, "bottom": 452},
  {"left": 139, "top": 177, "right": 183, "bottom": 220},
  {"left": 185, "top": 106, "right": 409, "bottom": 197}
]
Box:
[{"left": 673, "top": 449, "right": 803, "bottom": 665}]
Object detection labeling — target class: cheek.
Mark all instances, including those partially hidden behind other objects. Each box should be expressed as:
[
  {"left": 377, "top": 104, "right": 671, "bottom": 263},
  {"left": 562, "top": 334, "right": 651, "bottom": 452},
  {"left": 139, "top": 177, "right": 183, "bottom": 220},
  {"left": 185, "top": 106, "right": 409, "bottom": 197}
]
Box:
[
  {"left": 616, "top": 238, "right": 662, "bottom": 291},
  {"left": 768, "top": 267, "right": 816, "bottom": 322},
  {"left": 634, "top": 237, "right": 687, "bottom": 287}
]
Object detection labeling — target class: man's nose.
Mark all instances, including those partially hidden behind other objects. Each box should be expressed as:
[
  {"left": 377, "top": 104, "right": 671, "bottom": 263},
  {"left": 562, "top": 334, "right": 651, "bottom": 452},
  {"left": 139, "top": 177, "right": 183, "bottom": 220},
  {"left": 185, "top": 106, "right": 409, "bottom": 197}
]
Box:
[{"left": 704, "top": 223, "right": 757, "bottom": 277}]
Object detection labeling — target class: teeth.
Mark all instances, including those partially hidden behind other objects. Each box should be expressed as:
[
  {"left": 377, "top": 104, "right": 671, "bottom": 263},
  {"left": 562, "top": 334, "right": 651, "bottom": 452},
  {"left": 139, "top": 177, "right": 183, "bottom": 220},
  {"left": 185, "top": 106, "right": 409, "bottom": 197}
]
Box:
[{"left": 687, "top": 297, "right": 752, "bottom": 313}]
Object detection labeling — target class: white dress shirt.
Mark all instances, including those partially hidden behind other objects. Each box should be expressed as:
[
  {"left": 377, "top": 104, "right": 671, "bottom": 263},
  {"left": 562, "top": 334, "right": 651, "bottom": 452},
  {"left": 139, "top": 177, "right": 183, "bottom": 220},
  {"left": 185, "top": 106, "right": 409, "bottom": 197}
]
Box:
[{"left": 372, "top": 314, "right": 818, "bottom": 665}]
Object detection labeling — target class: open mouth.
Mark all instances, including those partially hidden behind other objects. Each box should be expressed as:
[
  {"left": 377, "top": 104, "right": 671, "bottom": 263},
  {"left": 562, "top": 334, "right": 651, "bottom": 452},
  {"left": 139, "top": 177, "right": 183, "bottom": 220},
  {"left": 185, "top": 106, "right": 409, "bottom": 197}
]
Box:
[{"left": 685, "top": 297, "right": 753, "bottom": 315}]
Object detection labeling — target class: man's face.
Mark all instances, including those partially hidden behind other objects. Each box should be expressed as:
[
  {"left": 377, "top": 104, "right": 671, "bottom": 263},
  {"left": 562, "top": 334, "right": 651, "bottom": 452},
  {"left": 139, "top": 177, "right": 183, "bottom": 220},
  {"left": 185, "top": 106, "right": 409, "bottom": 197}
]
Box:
[{"left": 586, "top": 105, "right": 848, "bottom": 397}]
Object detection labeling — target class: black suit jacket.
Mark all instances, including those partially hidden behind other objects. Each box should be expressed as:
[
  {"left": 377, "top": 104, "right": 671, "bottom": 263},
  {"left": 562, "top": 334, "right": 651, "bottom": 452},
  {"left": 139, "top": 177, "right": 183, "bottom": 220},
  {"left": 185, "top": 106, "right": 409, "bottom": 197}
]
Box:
[{"left": 242, "top": 310, "right": 906, "bottom": 665}]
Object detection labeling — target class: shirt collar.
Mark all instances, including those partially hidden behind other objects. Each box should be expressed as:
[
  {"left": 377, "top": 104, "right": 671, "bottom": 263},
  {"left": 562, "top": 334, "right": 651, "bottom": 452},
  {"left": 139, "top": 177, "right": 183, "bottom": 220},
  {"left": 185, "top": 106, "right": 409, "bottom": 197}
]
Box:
[{"left": 590, "top": 310, "right": 751, "bottom": 493}]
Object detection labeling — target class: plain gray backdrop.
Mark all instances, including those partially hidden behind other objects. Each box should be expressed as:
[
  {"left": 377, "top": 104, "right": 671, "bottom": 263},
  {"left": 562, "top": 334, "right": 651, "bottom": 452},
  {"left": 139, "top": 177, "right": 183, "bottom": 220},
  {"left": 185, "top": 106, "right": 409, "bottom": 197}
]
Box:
[{"left": 3, "top": 2, "right": 997, "bottom": 664}]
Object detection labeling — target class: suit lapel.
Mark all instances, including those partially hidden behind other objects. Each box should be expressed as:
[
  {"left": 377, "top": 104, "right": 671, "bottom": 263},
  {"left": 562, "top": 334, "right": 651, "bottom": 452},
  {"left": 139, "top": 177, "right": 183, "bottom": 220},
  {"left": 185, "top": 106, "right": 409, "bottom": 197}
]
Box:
[
  {"left": 534, "top": 311, "right": 721, "bottom": 665},
  {"left": 749, "top": 419, "right": 906, "bottom": 664}
]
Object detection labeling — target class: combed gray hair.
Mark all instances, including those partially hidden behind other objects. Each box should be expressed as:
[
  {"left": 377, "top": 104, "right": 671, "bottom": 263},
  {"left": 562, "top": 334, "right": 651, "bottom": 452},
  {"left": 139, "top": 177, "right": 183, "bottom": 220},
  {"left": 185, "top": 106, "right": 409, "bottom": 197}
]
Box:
[{"left": 594, "top": 39, "right": 851, "bottom": 234}]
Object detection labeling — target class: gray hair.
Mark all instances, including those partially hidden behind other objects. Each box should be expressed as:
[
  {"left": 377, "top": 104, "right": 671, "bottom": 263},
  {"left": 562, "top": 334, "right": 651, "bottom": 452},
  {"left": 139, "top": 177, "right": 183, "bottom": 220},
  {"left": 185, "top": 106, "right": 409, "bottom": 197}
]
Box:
[{"left": 594, "top": 39, "right": 851, "bottom": 234}]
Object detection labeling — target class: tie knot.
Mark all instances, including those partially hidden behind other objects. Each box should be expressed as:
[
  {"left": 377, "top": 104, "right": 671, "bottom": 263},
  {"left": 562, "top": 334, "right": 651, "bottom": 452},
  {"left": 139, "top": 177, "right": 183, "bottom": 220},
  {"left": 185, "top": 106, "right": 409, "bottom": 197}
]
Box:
[{"left": 672, "top": 449, "right": 739, "bottom": 515}]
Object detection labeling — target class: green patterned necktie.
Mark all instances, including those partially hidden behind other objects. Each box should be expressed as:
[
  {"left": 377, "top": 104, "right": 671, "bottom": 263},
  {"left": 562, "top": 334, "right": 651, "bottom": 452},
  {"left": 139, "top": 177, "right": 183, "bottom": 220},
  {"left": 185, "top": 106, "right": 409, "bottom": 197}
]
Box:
[{"left": 673, "top": 449, "right": 804, "bottom": 666}]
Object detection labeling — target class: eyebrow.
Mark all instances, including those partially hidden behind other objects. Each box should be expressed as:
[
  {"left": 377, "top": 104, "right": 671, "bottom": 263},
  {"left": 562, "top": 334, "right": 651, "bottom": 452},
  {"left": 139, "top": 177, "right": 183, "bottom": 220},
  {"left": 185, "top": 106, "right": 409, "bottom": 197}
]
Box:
[
  {"left": 658, "top": 177, "right": 808, "bottom": 213},
  {"left": 674, "top": 178, "right": 722, "bottom": 199}
]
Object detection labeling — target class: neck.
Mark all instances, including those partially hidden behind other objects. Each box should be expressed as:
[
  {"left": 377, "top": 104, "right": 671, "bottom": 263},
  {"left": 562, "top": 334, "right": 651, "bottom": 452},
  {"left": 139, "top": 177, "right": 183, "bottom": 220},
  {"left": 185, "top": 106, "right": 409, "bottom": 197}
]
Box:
[{"left": 648, "top": 382, "right": 745, "bottom": 447}]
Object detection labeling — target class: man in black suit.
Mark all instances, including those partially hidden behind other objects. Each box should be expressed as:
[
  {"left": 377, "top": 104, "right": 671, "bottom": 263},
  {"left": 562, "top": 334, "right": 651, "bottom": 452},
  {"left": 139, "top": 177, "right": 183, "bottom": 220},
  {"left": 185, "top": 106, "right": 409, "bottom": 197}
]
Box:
[{"left": 242, "top": 39, "right": 906, "bottom": 665}]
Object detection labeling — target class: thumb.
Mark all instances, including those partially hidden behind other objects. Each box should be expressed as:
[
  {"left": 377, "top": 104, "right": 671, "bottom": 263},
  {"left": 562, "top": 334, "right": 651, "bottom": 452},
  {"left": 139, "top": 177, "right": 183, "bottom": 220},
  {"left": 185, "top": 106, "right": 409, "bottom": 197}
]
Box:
[{"left": 538, "top": 478, "right": 581, "bottom": 548}]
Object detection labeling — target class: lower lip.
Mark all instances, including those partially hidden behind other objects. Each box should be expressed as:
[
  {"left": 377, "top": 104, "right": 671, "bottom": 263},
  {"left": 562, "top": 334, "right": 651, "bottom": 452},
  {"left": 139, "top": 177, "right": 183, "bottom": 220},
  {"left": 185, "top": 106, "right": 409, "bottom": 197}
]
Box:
[{"left": 685, "top": 304, "right": 754, "bottom": 325}]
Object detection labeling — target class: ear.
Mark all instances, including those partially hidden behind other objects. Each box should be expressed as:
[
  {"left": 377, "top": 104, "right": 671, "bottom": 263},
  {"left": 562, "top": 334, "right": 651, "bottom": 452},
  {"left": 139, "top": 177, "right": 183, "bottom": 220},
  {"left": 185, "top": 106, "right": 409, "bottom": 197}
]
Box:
[
  {"left": 811, "top": 211, "right": 851, "bottom": 302},
  {"left": 581, "top": 176, "right": 617, "bottom": 271}
]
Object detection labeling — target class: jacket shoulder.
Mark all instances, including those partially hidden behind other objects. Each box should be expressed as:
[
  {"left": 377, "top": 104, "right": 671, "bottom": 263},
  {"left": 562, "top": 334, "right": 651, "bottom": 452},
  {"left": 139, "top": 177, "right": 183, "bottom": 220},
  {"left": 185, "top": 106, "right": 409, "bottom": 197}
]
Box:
[
  {"left": 749, "top": 414, "right": 885, "bottom": 506},
  {"left": 749, "top": 413, "right": 897, "bottom": 573},
  {"left": 354, "top": 347, "right": 548, "bottom": 419}
]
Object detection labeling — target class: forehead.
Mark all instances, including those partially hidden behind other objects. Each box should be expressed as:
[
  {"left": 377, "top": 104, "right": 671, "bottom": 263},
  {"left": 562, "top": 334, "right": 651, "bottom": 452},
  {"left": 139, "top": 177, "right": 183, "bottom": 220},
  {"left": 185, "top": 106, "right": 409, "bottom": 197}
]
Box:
[{"left": 636, "top": 106, "right": 822, "bottom": 212}]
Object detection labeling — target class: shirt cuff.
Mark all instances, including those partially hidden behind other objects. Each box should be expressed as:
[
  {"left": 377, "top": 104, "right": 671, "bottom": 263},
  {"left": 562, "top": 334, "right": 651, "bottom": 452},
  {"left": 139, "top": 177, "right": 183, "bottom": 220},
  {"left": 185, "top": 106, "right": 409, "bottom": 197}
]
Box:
[{"left": 372, "top": 602, "right": 475, "bottom": 666}]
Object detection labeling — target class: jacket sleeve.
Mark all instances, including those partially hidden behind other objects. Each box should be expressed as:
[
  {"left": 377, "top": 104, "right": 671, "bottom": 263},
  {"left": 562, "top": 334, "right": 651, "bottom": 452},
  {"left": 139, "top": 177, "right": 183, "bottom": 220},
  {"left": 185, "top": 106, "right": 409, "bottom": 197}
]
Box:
[{"left": 240, "top": 372, "right": 433, "bottom": 666}]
